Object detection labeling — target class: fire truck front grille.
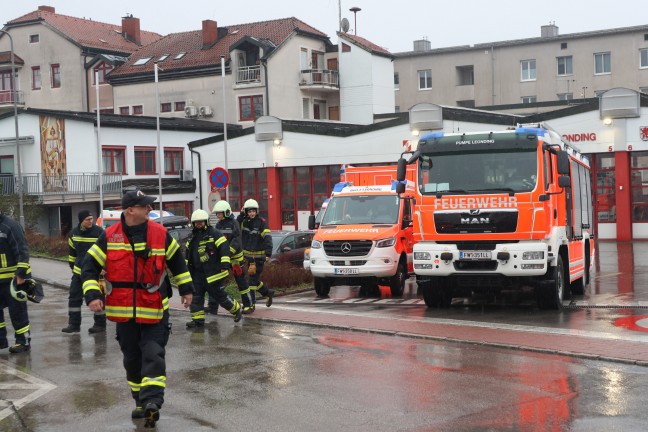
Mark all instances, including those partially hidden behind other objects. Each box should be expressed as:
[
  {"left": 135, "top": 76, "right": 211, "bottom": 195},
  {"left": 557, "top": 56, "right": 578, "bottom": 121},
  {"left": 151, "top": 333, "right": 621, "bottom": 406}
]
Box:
[
  {"left": 323, "top": 240, "right": 373, "bottom": 257},
  {"left": 434, "top": 210, "right": 518, "bottom": 234},
  {"left": 329, "top": 260, "right": 367, "bottom": 266},
  {"left": 453, "top": 261, "right": 498, "bottom": 271}
]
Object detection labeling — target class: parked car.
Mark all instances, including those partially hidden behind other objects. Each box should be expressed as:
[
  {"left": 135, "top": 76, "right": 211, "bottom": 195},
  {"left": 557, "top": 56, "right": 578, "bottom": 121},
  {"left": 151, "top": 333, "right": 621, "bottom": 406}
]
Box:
[
  {"left": 269, "top": 230, "right": 314, "bottom": 266},
  {"left": 154, "top": 215, "right": 192, "bottom": 253}
]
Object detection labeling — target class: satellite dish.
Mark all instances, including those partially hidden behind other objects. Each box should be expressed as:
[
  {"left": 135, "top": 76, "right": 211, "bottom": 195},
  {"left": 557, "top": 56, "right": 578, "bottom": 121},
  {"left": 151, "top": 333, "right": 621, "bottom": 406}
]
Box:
[{"left": 341, "top": 17, "right": 350, "bottom": 33}]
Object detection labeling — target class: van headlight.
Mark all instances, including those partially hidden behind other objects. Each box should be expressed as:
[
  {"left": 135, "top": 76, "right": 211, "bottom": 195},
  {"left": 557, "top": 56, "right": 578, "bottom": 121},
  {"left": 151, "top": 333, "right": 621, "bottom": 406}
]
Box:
[
  {"left": 311, "top": 240, "right": 322, "bottom": 249},
  {"left": 522, "top": 251, "right": 544, "bottom": 260},
  {"left": 376, "top": 237, "right": 396, "bottom": 248}
]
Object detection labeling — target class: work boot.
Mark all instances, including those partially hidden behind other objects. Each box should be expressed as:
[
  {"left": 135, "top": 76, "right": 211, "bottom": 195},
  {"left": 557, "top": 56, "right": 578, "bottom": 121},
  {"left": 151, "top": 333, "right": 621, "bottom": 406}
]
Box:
[
  {"left": 242, "top": 304, "right": 255, "bottom": 314},
  {"left": 61, "top": 324, "right": 81, "bottom": 333},
  {"left": 9, "top": 343, "right": 31, "bottom": 354},
  {"left": 186, "top": 320, "right": 204, "bottom": 329},
  {"left": 233, "top": 306, "right": 243, "bottom": 323},
  {"left": 265, "top": 288, "right": 275, "bottom": 307},
  {"left": 88, "top": 324, "right": 106, "bottom": 334},
  {"left": 0, "top": 338, "right": 8, "bottom": 349},
  {"left": 132, "top": 406, "right": 145, "bottom": 419},
  {"left": 143, "top": 403, "right": 160, "bottom": 428}
]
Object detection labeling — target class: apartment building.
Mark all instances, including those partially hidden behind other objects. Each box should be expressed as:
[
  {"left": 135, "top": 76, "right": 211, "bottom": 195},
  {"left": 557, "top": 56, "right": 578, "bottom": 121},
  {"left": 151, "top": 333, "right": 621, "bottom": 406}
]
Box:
[
  {"left": 394, "top": 24, "right": 648, "bottom": 112},
  {"left": 107, "top": 18, "right": 395, "bottom": 126},
  {"left": 0, "top": 5, "right": 161, "bottom": 113}
]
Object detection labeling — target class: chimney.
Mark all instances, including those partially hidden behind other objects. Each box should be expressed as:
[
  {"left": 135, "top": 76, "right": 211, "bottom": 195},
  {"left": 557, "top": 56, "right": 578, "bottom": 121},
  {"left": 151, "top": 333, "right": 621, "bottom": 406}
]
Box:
[
  {"left": 38, "top": 6, "right": 55, "bottom": 13},
  {"left": 413, "top": 38, "right": 431, "bottom": 52},
  {"left": 541, "top": 22, "right": 559, "bottom": 38},
  {"left": 122, "top": 14, "right": 141, "bottom": 45},
  {"left": 202, "top": 20, "right": 218, "bottom": 48}
]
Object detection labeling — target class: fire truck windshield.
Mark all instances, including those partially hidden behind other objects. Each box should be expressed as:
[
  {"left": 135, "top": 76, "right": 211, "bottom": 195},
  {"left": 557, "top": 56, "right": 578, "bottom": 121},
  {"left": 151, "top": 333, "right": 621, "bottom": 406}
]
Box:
[
  {"left": 418, "top": 148, "right": 538, "bottom": 195},
  {"left": 321, "top": 195, "right": 400, "bottom": 225}
]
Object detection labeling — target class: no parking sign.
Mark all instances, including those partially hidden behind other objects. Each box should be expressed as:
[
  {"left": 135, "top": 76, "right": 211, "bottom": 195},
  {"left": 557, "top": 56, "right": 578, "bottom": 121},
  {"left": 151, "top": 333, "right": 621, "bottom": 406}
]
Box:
[{"left": 209, "top": 167, "right": 229, "bottom": 190}]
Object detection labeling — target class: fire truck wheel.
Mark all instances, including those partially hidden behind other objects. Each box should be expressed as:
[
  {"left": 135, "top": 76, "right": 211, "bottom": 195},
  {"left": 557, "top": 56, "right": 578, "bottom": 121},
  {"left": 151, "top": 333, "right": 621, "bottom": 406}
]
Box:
[
  {"left": 389, "top": 261, "right": 407, "bottom": 297},
  {"left": 420, "top": 277, "right": 452, "bottom": 308},
  {"left": 538, "top": 255, "right": 565, "bottom": 310},
  {"left": 314, "top": 277, "right": 331, "bottom": 298}
]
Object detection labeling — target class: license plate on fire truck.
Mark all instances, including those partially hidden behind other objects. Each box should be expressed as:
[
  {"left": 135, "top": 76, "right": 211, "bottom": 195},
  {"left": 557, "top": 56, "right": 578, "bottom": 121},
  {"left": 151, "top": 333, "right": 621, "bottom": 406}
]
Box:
[
  {"left": 334, "top": 268, "right": 359, "bottom": 275},
  {"left": 459, "top": 251, "right": 492, "bottom": 260}
]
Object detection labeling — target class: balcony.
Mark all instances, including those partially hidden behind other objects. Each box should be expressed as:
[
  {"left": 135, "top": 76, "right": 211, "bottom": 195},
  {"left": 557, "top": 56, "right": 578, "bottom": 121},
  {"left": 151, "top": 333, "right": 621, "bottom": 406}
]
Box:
[
  {"left": 236, "top": 65, "right": 262, "bottom": 85},
  {"left": 0, "top": 172, "right": 122, "bottom": 204},
  {"left": 0, "top": 90, "right": 25, "bottom": 108},
  {"left": 299, "top": 69, "right": 339, "bottom": 92}
]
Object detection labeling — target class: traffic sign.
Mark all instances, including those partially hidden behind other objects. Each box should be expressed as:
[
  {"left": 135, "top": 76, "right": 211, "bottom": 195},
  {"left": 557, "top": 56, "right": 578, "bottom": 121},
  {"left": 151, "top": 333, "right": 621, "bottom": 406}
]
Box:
[{"left": 209, "top": 167, "right": 229, "bottom": 189}]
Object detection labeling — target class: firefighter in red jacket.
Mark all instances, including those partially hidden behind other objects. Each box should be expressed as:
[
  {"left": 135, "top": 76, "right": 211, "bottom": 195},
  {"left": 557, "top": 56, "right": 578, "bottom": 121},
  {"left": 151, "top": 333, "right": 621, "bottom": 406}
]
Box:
[{"left": 82, "top": 190, "right": 193, "bottom": 428}]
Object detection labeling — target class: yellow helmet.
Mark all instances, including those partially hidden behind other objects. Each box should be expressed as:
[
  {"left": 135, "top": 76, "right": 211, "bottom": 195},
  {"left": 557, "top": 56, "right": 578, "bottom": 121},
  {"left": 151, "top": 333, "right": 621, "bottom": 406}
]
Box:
[
  {"left": 191, "top": 209, "right": 210, "bottom": 223},
  {"left": 213, "top": 200, "right": 232, "bottom": 217}
]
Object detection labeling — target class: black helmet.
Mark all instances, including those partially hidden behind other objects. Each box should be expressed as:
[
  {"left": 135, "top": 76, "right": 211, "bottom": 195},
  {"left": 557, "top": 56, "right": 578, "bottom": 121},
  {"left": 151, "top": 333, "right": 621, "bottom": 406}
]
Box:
[{"left": 10, "top": 278, "right": 44, "bottom": 303}]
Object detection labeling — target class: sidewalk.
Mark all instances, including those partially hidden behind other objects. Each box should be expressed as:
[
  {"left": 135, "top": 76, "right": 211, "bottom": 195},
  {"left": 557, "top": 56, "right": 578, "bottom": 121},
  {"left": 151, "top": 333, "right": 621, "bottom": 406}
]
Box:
[{"left": 31, "top": 256, "right": 73, "bottom": 289}]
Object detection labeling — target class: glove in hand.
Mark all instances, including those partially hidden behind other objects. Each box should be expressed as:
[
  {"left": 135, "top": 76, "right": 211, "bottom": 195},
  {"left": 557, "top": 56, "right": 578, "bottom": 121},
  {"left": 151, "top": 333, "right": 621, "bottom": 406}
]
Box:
[{"left": 232, "top": 264, "right": 243, "bottom": 276}]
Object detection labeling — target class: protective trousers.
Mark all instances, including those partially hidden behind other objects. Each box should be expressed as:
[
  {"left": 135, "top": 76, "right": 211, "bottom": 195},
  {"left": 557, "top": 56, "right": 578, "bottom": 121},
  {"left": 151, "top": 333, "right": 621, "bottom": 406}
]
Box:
[
  {"left": 117, "top": 310, "right": 170, "bottom": 409},
  {"left": 207, "top": 266, "right": 253, "bottom": 312},
  {"left": 247, "top": 258, "right": 272, "bottom": 304},
  {"left": 68, "top": 274, "right": 106, "bottom": 327},
  {"left": 190, "top": 271, "right": 238, "bottom": 322},
  {"left": 0, "top": 281, "right": 30, "bottom": 346}
]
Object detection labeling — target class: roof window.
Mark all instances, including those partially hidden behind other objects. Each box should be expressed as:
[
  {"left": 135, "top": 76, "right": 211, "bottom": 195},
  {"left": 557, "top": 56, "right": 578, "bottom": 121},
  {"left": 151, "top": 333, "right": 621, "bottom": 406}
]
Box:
[
  {"left": 133, "top": 57, "right": 152, "bottom": 66},
  {"left": 158, "top": 54, "right": 170, "bottom": 62},
  {"left": 174, "top": 52, "right": 187, "bottom": 60}
]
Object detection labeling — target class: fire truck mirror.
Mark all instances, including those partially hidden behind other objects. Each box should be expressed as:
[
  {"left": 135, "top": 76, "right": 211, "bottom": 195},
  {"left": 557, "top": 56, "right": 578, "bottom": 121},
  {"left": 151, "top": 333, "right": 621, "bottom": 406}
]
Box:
[
  {"left": 558, "top": 175, "right": 571, "bottom": 188},
  {"left": 396, "top": 158, "right": 407, "bottom": 181},
  {"left": 308, "top": 214, "right": 316, "bottom": 230},
  {"left": 395, "top": 183, "right": 405, "bottom": 194},
  {"left": 556, "top": 151, "right": 570, "bottom": 175}
]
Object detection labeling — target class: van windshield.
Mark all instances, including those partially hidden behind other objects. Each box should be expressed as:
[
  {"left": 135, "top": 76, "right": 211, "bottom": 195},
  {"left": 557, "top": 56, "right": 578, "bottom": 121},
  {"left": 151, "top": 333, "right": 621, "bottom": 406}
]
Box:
[{"left": 321, "top": 194, "right": 399, "bottom": 225}]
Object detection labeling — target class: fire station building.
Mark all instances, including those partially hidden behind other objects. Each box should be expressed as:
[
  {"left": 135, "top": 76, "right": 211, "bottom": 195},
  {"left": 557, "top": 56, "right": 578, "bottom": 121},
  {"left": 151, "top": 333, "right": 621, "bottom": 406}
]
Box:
[{"left": 191, "top": 87, "right": 648, "bottom": 242}]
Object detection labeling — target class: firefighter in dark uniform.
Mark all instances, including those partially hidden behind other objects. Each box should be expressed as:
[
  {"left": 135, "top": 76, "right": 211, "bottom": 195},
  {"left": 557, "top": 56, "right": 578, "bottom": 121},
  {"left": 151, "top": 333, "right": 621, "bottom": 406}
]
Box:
[
  {"left": 82, "top": 190, "right": 193, "bottom": 428},
  {"left": 0, "top": 211, "right": 32, "bottom": 353},
  {"left": 210, "top": 200, "right": 254, "bottom": 313},
  {"left": 62, "top": 210, "right": 106, "bottom": 333},
  {"left": 185, "top": 209, "right": 242, "bottom": 328},
  {"left": 238, "top": 199, "right": 274, "bottom": 309}
]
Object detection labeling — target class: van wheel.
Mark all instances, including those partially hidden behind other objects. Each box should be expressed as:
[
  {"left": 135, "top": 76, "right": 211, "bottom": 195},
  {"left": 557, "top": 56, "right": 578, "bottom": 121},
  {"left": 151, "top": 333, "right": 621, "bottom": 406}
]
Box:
[
  {"left": 389, "top": 261, "right": 407, "bottom": 297},
  {"left": 314, "top": 277, "right": 330, "bottom": 298},
  {"left": 537, "top": 255, "right": 565, "bottom": 310}
]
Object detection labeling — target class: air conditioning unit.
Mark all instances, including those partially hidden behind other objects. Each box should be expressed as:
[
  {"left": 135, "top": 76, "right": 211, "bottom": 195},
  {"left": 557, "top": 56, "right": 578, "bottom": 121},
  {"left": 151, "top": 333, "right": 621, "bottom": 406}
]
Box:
[
  {"left": 179, "top": 169, "right": 193, "bottom": 182},
  {"left": 199, "top": 105, "right": 213, "bottom": 117},
  {"left": 184, "top": 105, "right": 197, "bottom": 117}
]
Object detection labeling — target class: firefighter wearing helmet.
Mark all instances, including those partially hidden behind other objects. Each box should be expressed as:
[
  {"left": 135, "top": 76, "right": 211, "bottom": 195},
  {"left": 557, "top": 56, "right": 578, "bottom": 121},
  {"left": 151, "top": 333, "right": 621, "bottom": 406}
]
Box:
[
  {"left": 209, "top": 201, "right": 254, "bottom": 313},
  {"left": 185, "top": 209, "right": 242, "bottom": 327},
  {"left": 237, "top": 199, "right": 274, "bottom": 309}
]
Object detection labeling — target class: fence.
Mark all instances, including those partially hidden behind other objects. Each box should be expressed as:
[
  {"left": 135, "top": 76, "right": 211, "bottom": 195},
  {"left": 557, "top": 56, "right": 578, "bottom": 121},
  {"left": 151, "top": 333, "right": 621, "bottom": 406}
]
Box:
[{"left": 0, "top": 173, "right": 122, "bottom": 197}]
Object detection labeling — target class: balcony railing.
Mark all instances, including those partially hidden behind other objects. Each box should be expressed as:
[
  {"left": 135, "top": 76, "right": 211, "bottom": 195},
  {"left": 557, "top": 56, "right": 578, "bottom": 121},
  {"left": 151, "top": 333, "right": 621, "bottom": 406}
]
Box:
[
  {"left": 236, "top": 65, "right": 261, "bottom": 84},
  {"left": 0, "top": 173, "right": 122, "bottom": 197},
  {"left": 299, "top": 69, "right": 340, "bottom": 88},
  {"left": 0, "top": 90, "right": 25, "bottom": 105}
]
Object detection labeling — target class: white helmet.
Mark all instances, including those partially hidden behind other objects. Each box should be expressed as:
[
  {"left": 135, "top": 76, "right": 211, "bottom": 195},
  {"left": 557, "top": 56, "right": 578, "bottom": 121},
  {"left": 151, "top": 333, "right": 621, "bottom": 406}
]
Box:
[
  {"left": 191, "top": 209, "right": 210, "bottom": 223},
  {"left": 243, "top": 199, "right": 259, "bottom": 212},
  {"left": 213, "top": 200, "right": 232, "bottom": 217}
]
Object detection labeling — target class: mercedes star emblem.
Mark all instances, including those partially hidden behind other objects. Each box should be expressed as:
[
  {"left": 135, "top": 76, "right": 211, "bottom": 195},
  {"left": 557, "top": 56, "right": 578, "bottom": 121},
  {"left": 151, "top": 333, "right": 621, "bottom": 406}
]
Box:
[{"left": 341, "top": 242, "right": 352, "bottom": 254}]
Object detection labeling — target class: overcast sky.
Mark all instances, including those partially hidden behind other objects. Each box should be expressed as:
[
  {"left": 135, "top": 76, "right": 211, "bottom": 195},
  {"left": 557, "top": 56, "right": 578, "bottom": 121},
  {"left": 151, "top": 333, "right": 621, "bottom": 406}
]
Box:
[{"left": 2, "top": 0, "right": 646, "bottom": 53}]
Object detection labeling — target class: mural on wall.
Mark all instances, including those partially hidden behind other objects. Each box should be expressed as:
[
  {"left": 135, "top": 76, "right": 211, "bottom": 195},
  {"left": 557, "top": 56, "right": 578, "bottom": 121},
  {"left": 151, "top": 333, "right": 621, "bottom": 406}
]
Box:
[{"left": 40, "top": 115, "right": 67, "bottom": 191}]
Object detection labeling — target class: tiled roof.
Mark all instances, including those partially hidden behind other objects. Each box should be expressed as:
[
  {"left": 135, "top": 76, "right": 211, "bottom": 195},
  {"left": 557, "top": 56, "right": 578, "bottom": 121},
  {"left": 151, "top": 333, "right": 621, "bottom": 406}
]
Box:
[
  {"left": 6, "top": 9, "right": 161, "bottom": 53},
  {"left": 110, "top": 17, "right": 329, "bottom": 78},
  {"left": 0, "top": 52, "right": 25, "bottom": 65},
  {"left": 338, "top": 33, "right": 393, "bottom": 59}
]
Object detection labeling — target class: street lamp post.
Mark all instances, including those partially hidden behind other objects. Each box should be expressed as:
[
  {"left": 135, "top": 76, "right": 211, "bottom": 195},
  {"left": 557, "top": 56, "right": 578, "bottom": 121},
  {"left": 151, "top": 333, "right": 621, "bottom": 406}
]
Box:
[
  {"left": 154, "top": 62, "right": 164, "bottom": 215},
  {"left": 220, "top": 55, "right": 229, "bottom": 200},
  {"left": 95, "top": 70, "right": 104, "bottom": 224},
  {"left": 0, "top": 30, "right": 24, "bottom": 228}
]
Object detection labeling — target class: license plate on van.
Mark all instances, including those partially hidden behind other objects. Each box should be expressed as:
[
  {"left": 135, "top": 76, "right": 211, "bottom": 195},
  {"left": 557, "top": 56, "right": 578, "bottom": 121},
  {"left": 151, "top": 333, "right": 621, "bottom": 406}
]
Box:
[
  {"left": 334, "top": 268, "right": 359, "bottom": 275},
  {"left": 459, "top": 251, "right": 491, "bottom": 260}
]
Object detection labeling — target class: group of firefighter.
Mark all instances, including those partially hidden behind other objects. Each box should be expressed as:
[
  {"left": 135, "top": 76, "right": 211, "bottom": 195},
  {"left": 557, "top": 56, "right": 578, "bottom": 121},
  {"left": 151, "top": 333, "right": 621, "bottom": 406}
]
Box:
[{"left": 0, "top": 190, "right": 276, "bottom": 428}]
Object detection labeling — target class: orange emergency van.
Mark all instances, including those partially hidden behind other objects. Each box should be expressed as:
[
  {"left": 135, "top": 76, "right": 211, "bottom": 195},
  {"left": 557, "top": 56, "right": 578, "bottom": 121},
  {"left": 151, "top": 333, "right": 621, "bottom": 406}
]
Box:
[
  {"left": 308, "top": 165, "right": 416, "bottom": 297},
  {"left": 396, "top": 124, "right": 595, "bottom": 309}
]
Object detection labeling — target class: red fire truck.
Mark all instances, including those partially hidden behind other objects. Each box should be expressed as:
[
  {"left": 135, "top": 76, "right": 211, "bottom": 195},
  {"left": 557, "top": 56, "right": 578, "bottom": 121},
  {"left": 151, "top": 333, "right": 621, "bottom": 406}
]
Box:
[{"left": 396, "top": 124, "right": 595, "bottom": 309}]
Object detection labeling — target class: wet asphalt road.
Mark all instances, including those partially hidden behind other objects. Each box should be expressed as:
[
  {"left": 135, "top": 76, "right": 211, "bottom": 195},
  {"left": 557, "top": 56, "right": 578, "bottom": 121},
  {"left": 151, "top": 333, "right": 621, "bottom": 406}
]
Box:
[{"left": 2, "top": 271, "right": 648, "bottom": 430}]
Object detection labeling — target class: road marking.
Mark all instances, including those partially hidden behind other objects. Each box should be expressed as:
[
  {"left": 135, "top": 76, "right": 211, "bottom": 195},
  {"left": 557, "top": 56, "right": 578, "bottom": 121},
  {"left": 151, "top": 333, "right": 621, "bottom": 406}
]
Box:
[{"left": 0, "top": 359, "right": 57, "bottom": 422}]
